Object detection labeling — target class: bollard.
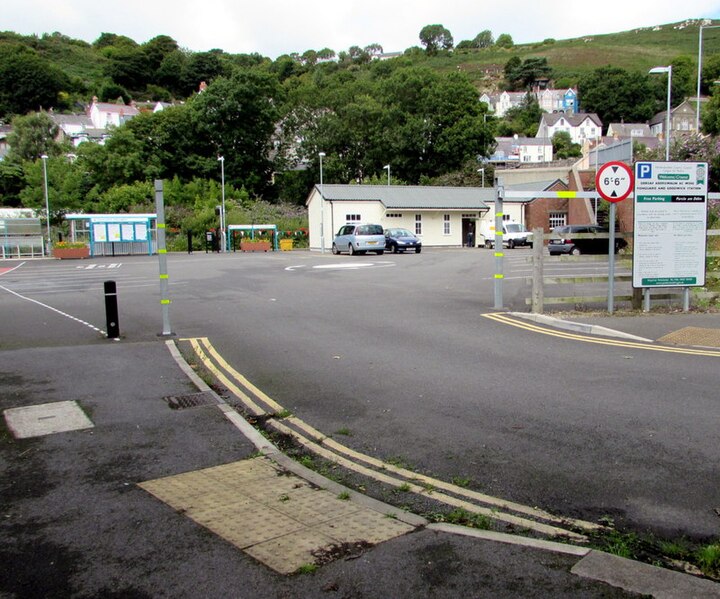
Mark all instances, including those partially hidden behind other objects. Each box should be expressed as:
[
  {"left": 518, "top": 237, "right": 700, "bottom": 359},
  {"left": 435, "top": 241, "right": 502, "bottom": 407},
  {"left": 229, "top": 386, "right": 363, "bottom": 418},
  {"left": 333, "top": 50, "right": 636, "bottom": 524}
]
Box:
[
  {"left": 187, "top": 230, "right": 193, "bottom": 254},
  {"left": 104, "top": 280, "right": 120, "bottom": 339}
]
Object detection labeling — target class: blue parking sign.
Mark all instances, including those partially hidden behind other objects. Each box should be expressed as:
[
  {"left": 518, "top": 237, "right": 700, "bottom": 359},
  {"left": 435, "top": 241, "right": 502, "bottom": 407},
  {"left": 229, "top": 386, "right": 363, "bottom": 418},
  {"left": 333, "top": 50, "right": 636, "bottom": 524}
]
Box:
[{"left": 637, "top": 163, "right": 653, "bottom": 179}]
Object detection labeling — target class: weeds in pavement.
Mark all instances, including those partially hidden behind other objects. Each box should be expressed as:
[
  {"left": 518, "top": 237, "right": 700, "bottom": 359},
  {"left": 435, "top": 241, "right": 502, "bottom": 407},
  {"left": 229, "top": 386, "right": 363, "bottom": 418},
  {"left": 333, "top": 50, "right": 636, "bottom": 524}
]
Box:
[
  {"left": 427, "top": 508, "right": 492, "bottom": 530},
  {"left": 697, "top": 542, "right": 720, "bottom": 578},
  {"left": 451, "top": 475, "right": 472, "bottom": 488},
  {"left": 337, "top": 491, "right": 350, "bottom": 501},
  {"left": 296, "top": 563, "right": 318, "bottom": 575},
  {"left": 334, "top": 427, "right": 352, "bottom": 436}
]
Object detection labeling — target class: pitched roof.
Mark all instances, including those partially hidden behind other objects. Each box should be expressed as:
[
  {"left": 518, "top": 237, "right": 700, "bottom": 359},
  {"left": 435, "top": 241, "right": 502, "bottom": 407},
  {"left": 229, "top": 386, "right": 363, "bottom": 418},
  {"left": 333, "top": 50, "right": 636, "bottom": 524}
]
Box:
[
  {"left": 541, "top": 112, "right": 602, "bottom": 127},
  {"left": 312, "top": 184, "right": 493, "bottom": 209}
]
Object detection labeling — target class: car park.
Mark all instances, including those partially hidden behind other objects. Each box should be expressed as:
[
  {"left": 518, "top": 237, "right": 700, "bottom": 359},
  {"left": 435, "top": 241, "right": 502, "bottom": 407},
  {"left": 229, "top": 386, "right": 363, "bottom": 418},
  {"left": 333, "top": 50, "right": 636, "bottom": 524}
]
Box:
[
  {"left": 384, "top": 228, "right": 422, "bottom": 253},
  {"left": 332, "top": 223, "right": 385, "bottom": 255},
  {"left": 548, "top": 225, "right": 627, "bottom": 255}
]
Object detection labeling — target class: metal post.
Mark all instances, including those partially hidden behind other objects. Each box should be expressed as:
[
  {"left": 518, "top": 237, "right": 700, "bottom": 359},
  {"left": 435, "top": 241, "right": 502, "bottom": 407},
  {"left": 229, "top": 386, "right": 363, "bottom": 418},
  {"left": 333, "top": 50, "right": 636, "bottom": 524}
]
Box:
[
  {"left": 319, "top": 152, "right": 326, "bottom": 253},
  {"left": 494, "top": 178, "right": 504, "bottom": 309},
  {"left": 218, "top": 156, "right": 226, "bottom": 252},
  {"left": 608, "top": 203, "right": 616, "bottom": 314},
  {"left": 531, "top": 227, "right": 544, "bottom": 313},
  {"left": 665, "top": 66, "right": 672, "bottom": 161},
  {"left": 697, "top": 25, "right": 704, "bottom": 134},
  {"left": 41, "top": 154, "right": 51, "bottom": 253},
  {"left": 104, "top": 280, "right": 120, "bottom": 339},
  {"left": 384, "top": 164, "right": 390, "bottom": 185},
  {"left": 155, "top": 180, "right": 173, "bottom": 336}
]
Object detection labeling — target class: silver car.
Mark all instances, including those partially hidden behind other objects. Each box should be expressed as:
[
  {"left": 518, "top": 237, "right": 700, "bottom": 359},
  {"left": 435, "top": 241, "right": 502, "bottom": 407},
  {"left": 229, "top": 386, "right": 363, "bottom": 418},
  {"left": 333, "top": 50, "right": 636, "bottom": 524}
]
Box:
[{"left": 332, "top": 224, "right": 385, "bottom": 255}]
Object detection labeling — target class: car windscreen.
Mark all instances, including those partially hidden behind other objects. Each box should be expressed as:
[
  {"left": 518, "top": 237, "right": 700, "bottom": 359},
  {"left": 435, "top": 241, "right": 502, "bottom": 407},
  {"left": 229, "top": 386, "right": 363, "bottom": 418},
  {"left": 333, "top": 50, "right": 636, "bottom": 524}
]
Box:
[
  {"left": 505, "top": 223, "right": 525, "bottom": 233},
  {"left": 391, "top": 229, "right": 414, "bottom": 237}
]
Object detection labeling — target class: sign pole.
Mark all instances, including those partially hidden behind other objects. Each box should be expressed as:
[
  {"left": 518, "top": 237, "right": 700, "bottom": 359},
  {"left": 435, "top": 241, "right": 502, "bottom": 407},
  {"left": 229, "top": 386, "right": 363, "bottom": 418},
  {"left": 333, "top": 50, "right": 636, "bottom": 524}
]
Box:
[
  {"left": 155, "top": 179, "right": 173, "bottom": 336},
  {"left": 494, "top": 177, "right": 504, "bottom": 310}
]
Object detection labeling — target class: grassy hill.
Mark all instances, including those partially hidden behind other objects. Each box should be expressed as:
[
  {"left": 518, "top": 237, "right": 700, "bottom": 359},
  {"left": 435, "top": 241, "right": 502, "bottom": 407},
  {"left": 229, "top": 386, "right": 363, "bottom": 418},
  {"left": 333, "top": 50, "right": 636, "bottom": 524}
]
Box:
[{"left": 423, "top": 19, "right": 720, "bottom": 89}]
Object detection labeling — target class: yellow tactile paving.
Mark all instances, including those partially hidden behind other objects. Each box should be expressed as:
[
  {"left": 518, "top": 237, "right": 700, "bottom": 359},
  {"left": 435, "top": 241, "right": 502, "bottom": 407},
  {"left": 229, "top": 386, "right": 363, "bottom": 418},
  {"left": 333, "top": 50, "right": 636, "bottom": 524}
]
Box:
[
  {"left": 658, "top": 326, "right": 720, "bottom": 348},
  {"left": 138, "top": 456, "right": 415, "bottom": 573}
]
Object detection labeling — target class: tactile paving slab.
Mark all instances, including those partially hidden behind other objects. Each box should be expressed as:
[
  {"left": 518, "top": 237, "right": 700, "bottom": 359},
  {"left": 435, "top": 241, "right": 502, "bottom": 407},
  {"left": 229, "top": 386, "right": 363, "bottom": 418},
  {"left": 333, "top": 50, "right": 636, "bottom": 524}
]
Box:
[
  {"left": 658, "top": 326, "right": 720, "bottom": 348},
  {"left": 139, "top": 456, "right": 414, "bottom": 574}
]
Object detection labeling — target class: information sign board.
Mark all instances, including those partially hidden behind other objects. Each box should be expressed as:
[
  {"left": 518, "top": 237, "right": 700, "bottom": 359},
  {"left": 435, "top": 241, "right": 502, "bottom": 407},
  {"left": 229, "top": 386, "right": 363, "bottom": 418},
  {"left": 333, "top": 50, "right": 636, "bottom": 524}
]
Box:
[{"left": 632, "top": 161, "right": 708, "bottom": 288}]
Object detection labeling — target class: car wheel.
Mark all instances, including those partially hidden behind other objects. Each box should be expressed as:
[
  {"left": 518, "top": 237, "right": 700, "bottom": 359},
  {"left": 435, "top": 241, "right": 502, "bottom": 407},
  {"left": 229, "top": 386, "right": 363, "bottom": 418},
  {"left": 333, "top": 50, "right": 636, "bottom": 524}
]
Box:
[
  {"left": 508, "top": 239, "right": 515, "bottom": 249},
  {"left": 570, "top": 246, "right": 581, "bottom": 255},
  {"left": 377, "top": 250, "right": 384, "bottom": 255},
  {"left": 484, "top": 240, "right": 493, "bottom": 249},
  {"left": 348, "top": 243, "right": 355, "bottom": 255},
  {"left": 332, "top": 243, "right": 339, "bottom": 255},
  {"left": 415, "top": 247, "right": 421, "bottom": 254},
  {"left": 391, "top": 244, "right": 398, "bottom": 254}
]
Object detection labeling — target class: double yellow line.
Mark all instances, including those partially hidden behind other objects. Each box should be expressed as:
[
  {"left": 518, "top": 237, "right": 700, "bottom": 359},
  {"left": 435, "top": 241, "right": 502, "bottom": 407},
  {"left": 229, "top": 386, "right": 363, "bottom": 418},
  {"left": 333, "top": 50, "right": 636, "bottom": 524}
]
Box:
[
  {"left": 482, "top": 313, "right": 720, "bottom": 357},
  {"left": 180, "top": 336, "right": 602, "bottom": 542}
]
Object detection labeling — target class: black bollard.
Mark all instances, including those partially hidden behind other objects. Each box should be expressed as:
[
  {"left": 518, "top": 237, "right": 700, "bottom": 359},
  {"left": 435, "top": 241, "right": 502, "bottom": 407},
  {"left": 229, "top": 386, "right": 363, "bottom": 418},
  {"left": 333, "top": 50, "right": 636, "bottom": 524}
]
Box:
[
  {"left": 187, "top": 230, "right": 193, "bottom": 254},
  {"left": 104, "top": 280, "right": 120, "bottom": 339}
]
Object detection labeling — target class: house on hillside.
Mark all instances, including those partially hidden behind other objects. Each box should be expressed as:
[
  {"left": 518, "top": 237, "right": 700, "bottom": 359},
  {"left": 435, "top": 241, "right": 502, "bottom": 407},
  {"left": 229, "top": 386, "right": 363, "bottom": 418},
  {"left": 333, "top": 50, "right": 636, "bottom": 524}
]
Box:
[
  {"left": 480, "top": 88, "right": 579, "bottom": 117},
  {"left": 51, "top": 113, "right": 108, "bottom": 147},
  {"left": 490, "top": 136, "right": 553, "bottom": 164},
  {"left": 87, "top": 97, "right": 140, "bottom": 130},
  {"left": 536, "top": 113, "right": 602, "bottom": 144},
  {"left": 607, "top": 123, "right": 651, "bottom": 138},
  {"left": 649, "top": 98, "right": 705, "bottom": 137}
]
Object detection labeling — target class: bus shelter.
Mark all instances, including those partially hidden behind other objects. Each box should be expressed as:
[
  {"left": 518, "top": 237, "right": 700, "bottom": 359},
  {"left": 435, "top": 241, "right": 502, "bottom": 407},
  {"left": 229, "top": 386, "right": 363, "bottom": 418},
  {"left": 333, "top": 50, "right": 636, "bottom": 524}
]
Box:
[
  {"left": 65, "top": 213, "right": 157, "bottom": 256},
  {"left": 227, "top": 224, "right": 278, "bottom": 251},
  {"left": 0, "top": 218, "right": 44, "bottom": 258}
]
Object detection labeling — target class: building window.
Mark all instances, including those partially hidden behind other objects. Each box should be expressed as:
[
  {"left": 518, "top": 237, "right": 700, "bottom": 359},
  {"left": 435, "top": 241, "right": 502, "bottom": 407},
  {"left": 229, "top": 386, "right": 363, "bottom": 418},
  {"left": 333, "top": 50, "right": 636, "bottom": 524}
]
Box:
[
  {"left": 386, "top": 213, "right": 402, "bottom": 218},
  {"left": 415, "top": 214, "right": 422, "bottom": 235},
  {"left": 346, "top": 214, "right": 361, "bottom": 222},
  {"left": 443, "top": 214, "right": 450, "bottom": 235},
  {"left": 549, "top": 212, "right": 566, "bottom": 228}
]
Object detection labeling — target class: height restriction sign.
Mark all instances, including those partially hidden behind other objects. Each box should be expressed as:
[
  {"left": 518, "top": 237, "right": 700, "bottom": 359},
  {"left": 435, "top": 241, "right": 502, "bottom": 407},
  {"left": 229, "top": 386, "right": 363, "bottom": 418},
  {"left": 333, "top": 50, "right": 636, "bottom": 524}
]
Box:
[{"left": 596, "top": 161, "right": 633, "bottom": 202}]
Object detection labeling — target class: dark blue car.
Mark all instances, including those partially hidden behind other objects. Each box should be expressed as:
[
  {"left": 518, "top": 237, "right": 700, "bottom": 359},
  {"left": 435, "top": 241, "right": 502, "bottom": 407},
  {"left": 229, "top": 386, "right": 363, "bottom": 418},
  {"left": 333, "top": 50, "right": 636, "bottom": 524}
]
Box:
[{"left": 385, "top": 228, "right": 422, "bottom": 254}]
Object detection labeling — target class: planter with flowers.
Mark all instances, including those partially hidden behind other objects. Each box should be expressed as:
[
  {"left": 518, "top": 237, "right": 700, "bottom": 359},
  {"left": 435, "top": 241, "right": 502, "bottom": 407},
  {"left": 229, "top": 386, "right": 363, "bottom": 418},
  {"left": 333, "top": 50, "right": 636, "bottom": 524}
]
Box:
[
  {"left": 53, "top": 241, "right": 90, "bottom": 259},
  {"left": 240, "top": 239, "right": 272, "bottom": 252}
]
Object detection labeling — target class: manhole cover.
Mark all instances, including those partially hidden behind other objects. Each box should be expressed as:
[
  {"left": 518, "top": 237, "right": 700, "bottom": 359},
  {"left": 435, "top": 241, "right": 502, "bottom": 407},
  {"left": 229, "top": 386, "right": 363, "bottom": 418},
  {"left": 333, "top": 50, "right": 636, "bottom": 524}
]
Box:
[{"left": 163, "top": 392, "right": 217, "bottom": 410}]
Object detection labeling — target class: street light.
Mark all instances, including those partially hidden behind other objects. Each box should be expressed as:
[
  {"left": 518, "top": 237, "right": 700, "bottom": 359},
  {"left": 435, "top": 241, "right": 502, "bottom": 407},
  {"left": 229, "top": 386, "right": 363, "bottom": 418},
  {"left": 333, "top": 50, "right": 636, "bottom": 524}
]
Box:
[
  {"left": 477, "top": 167, "right": 485, "bottom": 187},
  {"left": 649, "top": 66, "right": 672, "bottom": 160},
  {"left": 218, "top": 156, "right": 226, "bottom": 252},
  {"left": 383, "top": 164, "right": 390, "bottom": 186},
  {"left": 696, "top": 25, "right": 720, "bottom": 133},
  {"left": 319, "top": 152, "right": 326, "bottom": 254},
  {"left": 41, "top": 154, "right": 51, "bottom": 253}
]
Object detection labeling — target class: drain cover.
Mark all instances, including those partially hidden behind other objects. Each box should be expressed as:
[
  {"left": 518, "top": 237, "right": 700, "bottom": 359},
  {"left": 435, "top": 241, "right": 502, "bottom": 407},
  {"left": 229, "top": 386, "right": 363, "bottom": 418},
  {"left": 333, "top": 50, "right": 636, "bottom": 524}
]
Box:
[{"left": 164, "top": 392, "right": 217, "bottom": 410}]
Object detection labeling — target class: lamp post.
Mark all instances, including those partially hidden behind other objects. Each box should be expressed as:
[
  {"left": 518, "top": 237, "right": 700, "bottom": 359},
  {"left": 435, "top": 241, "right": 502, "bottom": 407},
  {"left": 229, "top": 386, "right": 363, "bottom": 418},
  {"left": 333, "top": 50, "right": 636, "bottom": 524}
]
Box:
[
  {"left": 41, "top": 154, "right": 51, "bottom": 253},
  {"left": 319, "top": 152, "right": 326, "bottom": 254},
  {"left": 218, "top": 156, "right": 226, "bottom": 252},
  {"left": 383, "top": 164, "right": 390, "bottom": 185},
  {"left": 696, "top": 25, "right": 720, "bottom": 133},
  {"left": 649, "top": 66, "right": 672, "bottom": 160},
  {"left": 477, "top": 167, "right": 485, "bottom": 187}
]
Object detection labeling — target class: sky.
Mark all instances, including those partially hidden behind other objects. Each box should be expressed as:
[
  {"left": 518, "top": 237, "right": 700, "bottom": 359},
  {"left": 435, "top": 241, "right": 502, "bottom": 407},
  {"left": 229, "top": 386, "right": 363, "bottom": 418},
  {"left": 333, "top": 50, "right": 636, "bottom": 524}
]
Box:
[{"left": 5, "top": 0, "right": 720, "bottom": 59}]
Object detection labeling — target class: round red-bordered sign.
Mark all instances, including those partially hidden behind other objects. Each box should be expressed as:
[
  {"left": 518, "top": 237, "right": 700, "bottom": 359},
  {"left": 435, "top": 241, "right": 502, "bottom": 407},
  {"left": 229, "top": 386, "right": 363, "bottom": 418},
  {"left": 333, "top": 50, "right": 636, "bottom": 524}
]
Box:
[{"left": 595, "top": 161, "right": 633, "bottom": 203}]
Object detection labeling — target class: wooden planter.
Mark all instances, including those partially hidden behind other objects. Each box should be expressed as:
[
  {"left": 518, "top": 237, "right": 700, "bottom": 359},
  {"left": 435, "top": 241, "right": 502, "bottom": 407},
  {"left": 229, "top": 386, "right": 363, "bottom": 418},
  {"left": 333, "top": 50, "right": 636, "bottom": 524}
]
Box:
[
  {"left": 53, "top": 246, "right": 90, "bottom": 259},
  {"left": 240, "top": 240, "right": 272, "bottom": 252}
]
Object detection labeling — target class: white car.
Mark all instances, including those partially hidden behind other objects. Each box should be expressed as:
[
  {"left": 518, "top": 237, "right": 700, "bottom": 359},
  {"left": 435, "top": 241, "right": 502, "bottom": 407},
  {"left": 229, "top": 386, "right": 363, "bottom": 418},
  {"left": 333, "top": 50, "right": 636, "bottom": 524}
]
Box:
[{"left": 332, "top": 224, "right": 385, "bottom": 255}]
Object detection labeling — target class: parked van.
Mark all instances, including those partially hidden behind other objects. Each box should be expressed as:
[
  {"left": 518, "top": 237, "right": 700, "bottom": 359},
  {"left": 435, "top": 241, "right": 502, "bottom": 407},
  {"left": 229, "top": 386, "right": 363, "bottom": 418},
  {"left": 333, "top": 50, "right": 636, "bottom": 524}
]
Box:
[{"left": 478, "top": 220, "right": 532, "bottom": 249}]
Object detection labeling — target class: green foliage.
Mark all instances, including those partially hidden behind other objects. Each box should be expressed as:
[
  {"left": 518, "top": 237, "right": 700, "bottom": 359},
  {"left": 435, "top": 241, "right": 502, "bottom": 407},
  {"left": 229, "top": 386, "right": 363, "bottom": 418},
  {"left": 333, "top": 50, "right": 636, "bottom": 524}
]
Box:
[
  {"left": 419, "top": 24, "right": 454, "bottom": 54},
  {"left": 578, "top": 66, "right": 659, "bottom": 127},
  {"left": 504, "top": 57, "right": 552, "bottom": 90},
  {"left": 552, "top": 131, "right": 582, "bottom": 159},
  {"left": 702, "top": 87, "right": 720, "bottom": 135},
  {"left": 497, "top": 94, "right": 542, "bottom": 136},
  {"left": 495, "top": 33, "right": 514, "bottom": 49},
  {"left": 0, "top": 44, "right": 70, "bottom": 117},
  {"left": 6, "top": 112, "right": 62, "bottom": 161},
  {"left": 696, "top": 543, "right": 720, "bottom": 577}
]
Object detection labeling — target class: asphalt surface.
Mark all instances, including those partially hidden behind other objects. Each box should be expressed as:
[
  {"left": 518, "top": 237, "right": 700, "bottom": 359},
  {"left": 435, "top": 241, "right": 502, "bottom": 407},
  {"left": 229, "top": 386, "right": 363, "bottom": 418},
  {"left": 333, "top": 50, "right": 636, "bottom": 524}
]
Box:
[{"left": 2, "top": 252, "right": 720, "bottom": 597}]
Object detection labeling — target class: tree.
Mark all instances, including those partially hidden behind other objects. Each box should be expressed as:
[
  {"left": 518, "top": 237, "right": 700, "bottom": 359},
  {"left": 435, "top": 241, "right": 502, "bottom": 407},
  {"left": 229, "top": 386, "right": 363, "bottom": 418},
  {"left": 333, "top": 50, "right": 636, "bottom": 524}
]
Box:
[
  {"left": 497, "top": 94, "right": 542, "bottom": 137},
  {"left": 701, "top": 55, "right": 720, "bottom": 95},
  {"left": 0, "top": 45, "right": 69, "bottom": 117},
  {"left": 505, "top": 57, "right": 552, "bottom": 90},
  {"left": 495, "top": 33, "right": 514, "bottom": 48},
  {"left": 552, "top": 131, "right": 581, "bottom": 159},
  {"left": 419, "top": 24, "right": 454, "bottom": 54},
  {"left": 473, "top": 30, "right": 494, "bottom": 48},
  {"left": 669, "top": 55, "right": 695, "bottom": 105},
  {"left": 579, "top": 66, "right": 659, "bottom": 126},
  {"left": 701, "top": 87, "right": 720, "bottom": 135},
  {"left": 6, "top": 112, "right": 61, "bottom": 162}
]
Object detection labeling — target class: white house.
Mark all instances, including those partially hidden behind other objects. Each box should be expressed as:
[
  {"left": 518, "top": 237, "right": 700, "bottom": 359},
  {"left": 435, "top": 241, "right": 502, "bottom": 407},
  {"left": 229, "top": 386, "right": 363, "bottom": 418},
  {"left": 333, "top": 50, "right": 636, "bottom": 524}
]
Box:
[
  {"left": 536, "top": 113, "right": 602, "bottom": 144},
  {"left": 87, "top": 97, "right": 140, "bottom": 130},
  {"left": 607, "top": 123, "right": 651, "bottom": 138},
  {"left": 480, "top": 88, "right": 578, "bottom": 117},
  {"left": 491, "top": 137, "right": 553, "bottom": 164},
  {"left": 305, "top": 185, "right": 531, "bottom": 251}
]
